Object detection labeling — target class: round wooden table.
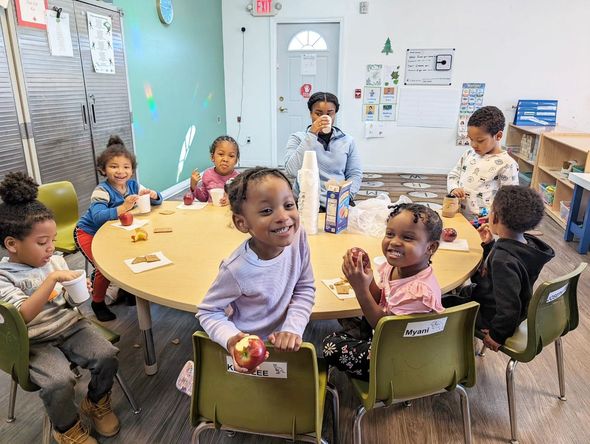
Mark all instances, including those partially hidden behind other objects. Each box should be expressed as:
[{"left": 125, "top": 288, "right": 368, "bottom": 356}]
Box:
[{"left": 93, "top": 201, "right": 482, "bottom": 374}]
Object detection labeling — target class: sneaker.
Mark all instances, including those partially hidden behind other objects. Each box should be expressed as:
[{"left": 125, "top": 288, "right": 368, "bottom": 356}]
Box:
[
  {"left": 81, "top": 393, "right": 120, "bottom": 437},
  {"left": 91, "top": 301, "right": 116, "bottom": 321},
  {"left": 52, "top": 420, "right": 97, "bottom": 444}
]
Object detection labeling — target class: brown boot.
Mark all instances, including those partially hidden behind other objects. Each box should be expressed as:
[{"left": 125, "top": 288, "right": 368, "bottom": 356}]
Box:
[
  {"left": 52, "top": 420, "right": 97, "bottom": 444},
  {"left": 81, "top": 393, "right": 120, "bottom": 437}
]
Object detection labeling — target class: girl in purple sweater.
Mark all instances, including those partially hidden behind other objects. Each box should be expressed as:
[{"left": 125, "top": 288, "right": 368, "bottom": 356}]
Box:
[
  {"left": 197, "top": 167, "right": 315, "bottom": 373},
  {"left": 190, "top": 135, "right": 240, "bottom": 205}
]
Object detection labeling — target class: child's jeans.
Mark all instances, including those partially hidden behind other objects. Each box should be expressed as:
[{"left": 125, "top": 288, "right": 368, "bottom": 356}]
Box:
[
  {"left": 74, "top": 228, "right": 110, "bottom": 303},
  {"left": 29, "top": 319, "right": 119, "bottom": 431},
  {"left": 322, "top": 317, "right": 373, "bottom": 381}
]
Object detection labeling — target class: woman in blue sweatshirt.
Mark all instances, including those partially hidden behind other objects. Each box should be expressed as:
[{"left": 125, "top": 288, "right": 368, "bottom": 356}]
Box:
[{"left": 284, "top": 92, "right": 363, "bottom": 209}]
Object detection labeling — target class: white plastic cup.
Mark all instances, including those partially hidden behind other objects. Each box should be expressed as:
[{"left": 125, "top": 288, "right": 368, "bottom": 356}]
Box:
[
  {"left": 210, "top": 188, "right": 225, "bottom": 207},
  {"left": 321, "top": 115, "right": 332, "bottom": 134},
  {"left": 62, "top": 270, "right": 90, "bottom": 306},
  {"left": 137, "top": 194, "right": 151, "bottom": 214},
  {"left": 302, "top": 150, "right": 318, "bottom": 171}
]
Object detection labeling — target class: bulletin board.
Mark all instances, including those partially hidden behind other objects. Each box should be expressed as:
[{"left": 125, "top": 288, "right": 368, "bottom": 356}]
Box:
[{"left": 404, "top": 48, "right": 455, "bottom": 85}]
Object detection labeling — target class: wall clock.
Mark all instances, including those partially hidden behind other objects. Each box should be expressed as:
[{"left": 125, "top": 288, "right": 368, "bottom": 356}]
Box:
[{"left": 157, "top": 0, "right": 174, "bottom": 25}]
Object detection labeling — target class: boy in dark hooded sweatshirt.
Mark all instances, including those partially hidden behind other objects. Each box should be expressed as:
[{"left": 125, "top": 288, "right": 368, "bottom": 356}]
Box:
[{"left": 444, "top": 185, "right": 555, "bottom": 351}]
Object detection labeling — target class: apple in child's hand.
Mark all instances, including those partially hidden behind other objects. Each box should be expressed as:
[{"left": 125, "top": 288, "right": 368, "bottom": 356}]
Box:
[
  {"left": 442, "top": 228, "right": 457, "bottom": 242},
  {"left": 233, "top": 335, "right": 268, "bottom": 371},
  {"left": 183, "top": 192, "right": 194, "bottom": 206},
  {"left": 351, "top": 247, "right": 370, "bottom": 269},
  {"left": 119, "top": 212, "right": 133, "bottom": 226}
]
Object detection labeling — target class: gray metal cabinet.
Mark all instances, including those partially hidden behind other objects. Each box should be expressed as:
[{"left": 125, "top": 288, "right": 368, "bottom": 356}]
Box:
[
  {"left": 2, "top": 0, "right": 133, "bottom": 210},
  {"left": 74, "top": 0, "right": 133, "bottom": 159},
  {"left": 0, "top": 15, "right": 28, "bottom": 180}
]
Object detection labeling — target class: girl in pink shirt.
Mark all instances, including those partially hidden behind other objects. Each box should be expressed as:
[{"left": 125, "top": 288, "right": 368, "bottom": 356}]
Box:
[
  {"left": 322, "top": 203, "right": 444, "bottom": 380},
  {"left": 190, "top": 136, "right": 240, "bottom": 205}
]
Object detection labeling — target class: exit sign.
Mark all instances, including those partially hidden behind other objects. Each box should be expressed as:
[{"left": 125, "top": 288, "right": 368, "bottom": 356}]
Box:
[{"left": 249, "top": 0, "right": 280, "bottom": 16}]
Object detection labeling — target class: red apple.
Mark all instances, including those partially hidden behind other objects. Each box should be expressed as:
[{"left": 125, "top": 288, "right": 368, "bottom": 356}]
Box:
[
  {"left": 351, "top": 247, "right": 370, "bottom": 269},
  {"left": 233, "top": 335, "right": 267, "bottom": 371},
  {"left": 442, "top": 227, "right": 457, "bottom": 242},
  {"left": 118, "top": 212, "right": 133, "bottom": 226},
  {"left": 183, "top": 192, "right": 194, "bottom": 206}
]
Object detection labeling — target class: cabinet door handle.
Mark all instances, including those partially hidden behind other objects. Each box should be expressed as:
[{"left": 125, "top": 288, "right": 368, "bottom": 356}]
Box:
[
  {"left": 81, "top": 104, "right": 88, "bottom": 127},
  {"left": 91, "top": 103, "right": 97, "bottom": 124}
]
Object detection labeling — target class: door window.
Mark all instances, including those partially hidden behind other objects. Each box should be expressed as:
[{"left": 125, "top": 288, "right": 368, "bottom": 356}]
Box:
[{"left": 287, "top": 31, "right": 327, "bottom": 51}]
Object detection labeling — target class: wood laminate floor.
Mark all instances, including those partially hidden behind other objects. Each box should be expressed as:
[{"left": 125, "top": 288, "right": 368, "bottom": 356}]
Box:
[{"left": 1, "top": 173, "right": 589, "bottom": 443}]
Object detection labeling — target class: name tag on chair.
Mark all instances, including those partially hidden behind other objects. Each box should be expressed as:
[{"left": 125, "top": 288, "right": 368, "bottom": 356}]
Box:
[
  {"left": 546, "top": 284, "right": 568, "bottom": 303},
  {"left": 225, "top": 356, "right": 288, "bottom": 378},
  {"left": 403, "top": 318, "right": 448, "bottom": 337}
]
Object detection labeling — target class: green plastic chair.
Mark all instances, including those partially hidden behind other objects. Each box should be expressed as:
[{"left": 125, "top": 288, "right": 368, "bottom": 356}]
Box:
[
  {"left": 37, "top": 181, "right": 79, "bottom": 254},
  {"left": 0, "top": 301, "right": 140, "bottom": 436},
  {"left": 191, "top": 331, "right": 339, "bottom": 443},
  {"left": 476, "top": 262, "right": 587, "bottom": 444},
  {"left": 346, "top": 301, "right": 479, "bottom": 444}
]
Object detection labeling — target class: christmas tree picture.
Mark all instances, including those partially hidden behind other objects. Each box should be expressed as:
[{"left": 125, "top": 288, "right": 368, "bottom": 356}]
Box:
[{"left": 381, "top": 37, "right": 393, "bottom": 55}]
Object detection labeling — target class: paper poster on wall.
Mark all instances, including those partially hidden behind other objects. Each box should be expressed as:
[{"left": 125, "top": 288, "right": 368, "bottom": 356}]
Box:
[
  {"left": 301, "top": 54, "right": 317, "bottom": 75},
  {"left": 87, "top": 12, "right": 115, "bottom": 74},
  {"left": 381, "top": 86, "right": 397, "bottom": 104},
  {"left": 365, "top": 64, "right": 383, "bottom": 86},
  {"left": 365, "top": 121, "right": 384, "bottom": 138},
  {"left": 300, "top": 83, "right": 312, "bottom": 98},
  {"left": 381, "top": 37, "right": 393, "bottom": 55},
  {"left": 404, "top": 48, "right": 455, "bottom": 85},
  {"left": 379, "top": 104, "right": 396, "bottom": 121},
  {"left": 397, "top": 88, "right": 460, "bottom": 128},
  {"left": 456, "top": 82, "right": 485, "bottom": 145},
  {"left": 362, "top": 104, "right": 377, "bottom": 121},
  {"left": 46, "top": 10, "right": 73, "bottom": 57},
  {"left": 363, "top": 86, "right": 380, "bottom": 105},
  {"left": 15, "top": 0, "right": 48, "bottom": 29},
  {"left": 383, "top": 65, "right": 400, "bottom": 86}
]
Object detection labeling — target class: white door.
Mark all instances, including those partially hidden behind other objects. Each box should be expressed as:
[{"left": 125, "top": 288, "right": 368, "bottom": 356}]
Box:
[{"left": 276, "top": 22, "right": 339, "bottom": 165}]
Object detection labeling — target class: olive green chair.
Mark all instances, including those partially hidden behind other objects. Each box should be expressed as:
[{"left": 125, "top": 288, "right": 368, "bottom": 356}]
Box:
[
  {"left": 476, "top": 262, "right": 587, "bottom": 444},
  {"left": 37, "top": 181, "right": 91, "bottom": 274},
  {"left": 0, "top": 301, "right": 140, "bottom": 437},
  {"left": 345, "top": 302, "right": 479, "bottom": 444},
  {"left": 37, "top": 181, "right": 79, "bottom": 254},
  {"left": 191, "top": 331, "right": 339, "bottom": 443}
]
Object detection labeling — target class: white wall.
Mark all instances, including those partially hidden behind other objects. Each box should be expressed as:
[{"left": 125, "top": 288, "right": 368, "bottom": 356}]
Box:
[{"left": 222, "top": 0, "right": 590, "bottom": 173}]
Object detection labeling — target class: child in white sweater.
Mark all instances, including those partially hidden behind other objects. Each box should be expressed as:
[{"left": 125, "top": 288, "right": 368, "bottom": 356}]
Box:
[{"left": 448, "top": 106, "right": 519, "bottom": 216}]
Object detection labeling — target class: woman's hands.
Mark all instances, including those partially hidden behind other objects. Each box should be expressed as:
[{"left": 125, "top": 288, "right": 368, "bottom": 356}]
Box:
[{"left": 310, "top": 115, "right": 332, "bottom": 135}]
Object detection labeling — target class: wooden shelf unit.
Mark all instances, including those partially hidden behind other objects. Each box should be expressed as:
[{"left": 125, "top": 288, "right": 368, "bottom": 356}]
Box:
[
  {"left": 532, "top": 133, "right": 590, "bottom": 228},
  {"left": 504, "top": 124, "right": 570, "bottom": 179},
  {"left": 503, "top": 124, "right": 590, "bottom": 229}
]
